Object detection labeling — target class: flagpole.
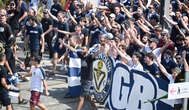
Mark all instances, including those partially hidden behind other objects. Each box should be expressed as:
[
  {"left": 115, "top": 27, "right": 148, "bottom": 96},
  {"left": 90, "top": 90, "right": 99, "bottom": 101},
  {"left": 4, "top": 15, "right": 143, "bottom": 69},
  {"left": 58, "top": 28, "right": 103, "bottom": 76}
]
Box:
[
  {"left": 183, "top": 71, "right": 189, "bottom": 110},
  {"left": 160, "top": 0, "right": 165, "bottom": 28}
]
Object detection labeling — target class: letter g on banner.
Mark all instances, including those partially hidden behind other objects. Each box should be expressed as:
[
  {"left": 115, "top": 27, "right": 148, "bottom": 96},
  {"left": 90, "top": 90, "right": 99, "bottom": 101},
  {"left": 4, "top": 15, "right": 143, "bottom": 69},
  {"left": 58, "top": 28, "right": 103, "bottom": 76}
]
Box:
[{"left": 109, "top": 63, "right": 134, "bottom": 110}]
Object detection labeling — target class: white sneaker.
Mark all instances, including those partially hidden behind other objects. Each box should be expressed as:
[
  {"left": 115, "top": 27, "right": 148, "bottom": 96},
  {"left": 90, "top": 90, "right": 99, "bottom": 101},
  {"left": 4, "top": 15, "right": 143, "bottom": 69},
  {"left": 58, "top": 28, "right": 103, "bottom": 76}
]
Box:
[{"left": 64, "top": 65, "right": 68, "bottom": 72}]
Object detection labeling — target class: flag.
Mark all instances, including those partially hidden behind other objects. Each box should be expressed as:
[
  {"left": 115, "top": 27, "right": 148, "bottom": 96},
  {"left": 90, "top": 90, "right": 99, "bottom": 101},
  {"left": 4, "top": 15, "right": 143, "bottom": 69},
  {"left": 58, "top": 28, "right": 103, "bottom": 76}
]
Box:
[{"left": 88, "top": 44, "right": 100, "bottom": 55}]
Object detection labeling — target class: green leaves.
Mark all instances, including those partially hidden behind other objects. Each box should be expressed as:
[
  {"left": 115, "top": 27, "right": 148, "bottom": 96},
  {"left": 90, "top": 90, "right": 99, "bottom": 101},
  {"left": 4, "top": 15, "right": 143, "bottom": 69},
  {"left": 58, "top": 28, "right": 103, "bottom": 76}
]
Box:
[{"left": 0, "top": 0, "right": 30, "bottom": 8}]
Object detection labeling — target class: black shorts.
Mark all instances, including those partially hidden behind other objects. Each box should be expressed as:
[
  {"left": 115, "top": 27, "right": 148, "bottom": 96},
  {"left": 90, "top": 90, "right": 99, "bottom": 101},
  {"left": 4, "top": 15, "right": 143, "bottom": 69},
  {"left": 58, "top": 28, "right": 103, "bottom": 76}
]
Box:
[
  {"left": 0, "top": 91, "right": 11, "bottom": 106},
  {"left": 80, "top": 80, "right": 93, "bottom": 97},
  {"left": 31, "top": 50, "right": 41, "bottom": 58},
  {"left": 53, "top": 41, "right": 66, "bottom": 56}
]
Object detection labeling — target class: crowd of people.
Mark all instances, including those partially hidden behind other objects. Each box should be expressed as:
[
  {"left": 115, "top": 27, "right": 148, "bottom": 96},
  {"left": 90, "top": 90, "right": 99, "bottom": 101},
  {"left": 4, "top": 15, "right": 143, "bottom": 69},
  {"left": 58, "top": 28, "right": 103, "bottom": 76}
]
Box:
[{"left": 0, "top": 0, "right": 189, "bottom": 110}]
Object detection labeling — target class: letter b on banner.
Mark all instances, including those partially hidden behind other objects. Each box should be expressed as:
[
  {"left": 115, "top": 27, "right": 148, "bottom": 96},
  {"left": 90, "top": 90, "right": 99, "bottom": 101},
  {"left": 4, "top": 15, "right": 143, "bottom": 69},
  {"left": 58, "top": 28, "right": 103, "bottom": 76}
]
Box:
[{"left": 110, "top": 64, "right": 131, "bottom": 109}]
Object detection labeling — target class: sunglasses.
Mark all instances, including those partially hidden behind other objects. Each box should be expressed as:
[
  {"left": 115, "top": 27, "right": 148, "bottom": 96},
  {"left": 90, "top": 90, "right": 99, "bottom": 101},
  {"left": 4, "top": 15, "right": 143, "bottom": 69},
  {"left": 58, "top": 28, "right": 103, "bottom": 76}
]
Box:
[
  {"left": 149, "top": 7, "right": 153, "bottom": 9},
  {"left": 161, "top": 34, "right": 167, "bottom": 36},
  {"left": 148, "top": 40, "right": 153, "bottom": 43},
  {"left": 0, "top": 14, "right": 6, "bottom": 17},
  {"left": 175, "top": 57, "right": 181, "bottom": 60},
  {"left": 10, "top": 4, "right": 15, "bottom": 6},
  {"left": 43, "top": 12, "right": 48, "bottom": 14}
]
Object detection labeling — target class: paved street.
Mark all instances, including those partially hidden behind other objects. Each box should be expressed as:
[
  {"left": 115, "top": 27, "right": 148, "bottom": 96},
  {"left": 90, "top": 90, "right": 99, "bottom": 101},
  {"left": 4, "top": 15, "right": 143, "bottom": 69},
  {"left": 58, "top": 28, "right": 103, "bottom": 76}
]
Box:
[{"left": 1, "top": 38, "right": 107, "bottom": 110}]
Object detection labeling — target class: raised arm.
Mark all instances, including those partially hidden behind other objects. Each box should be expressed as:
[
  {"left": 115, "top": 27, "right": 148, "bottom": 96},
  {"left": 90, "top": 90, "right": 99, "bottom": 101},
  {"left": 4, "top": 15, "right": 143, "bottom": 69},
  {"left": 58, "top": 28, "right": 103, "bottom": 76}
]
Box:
[
  {"left": 120, "top": 4, "right": 132, "bottom": 18},
  {"left": 135, "top": 20, "right": 151, "bottom": 35},
  {"left": 182, "top": 3, "right": 189, "bottom": 15},
  {"left": 180, "top": 16, "right": 189, "bottom": 33},
  {"left": 92, "top": 13, "right": 102, "bottom": 28},
  {"left": 141, "top": 16, "right": 154, "bottom": 30},
  {"left": 61, "top": 40, "right": 77, "bottom": 53},
  {"left": 154, "top": 0, "right": 160, "bottom": 6},
  {"left": 102, "top": 11, "right": 112, "bottom": 30},
  {"left": 182, "top": 51, "right": 189, "bottom": 71},
  {"left": 47, "top": 10, "right": 58, "bottom": 21},
  {"left": 121, "top": 24, "right": 131, "bottom": 39},
  {"left": 163, "top": 16, "right": 178, "bottom": 25},
  {"left": 129, "top": 26, "right": 145, "bottom": 48},
  {"left": 155, "top": 56, "right": 169, "bottom": 77},
  {"left": 97, "top": 5, "right": 109, "bottom": 10},
  {"left": 54, "top": 28, "right": 73, "bottom": 35},
  {"left": 138, "top": 0, "right": 146, "bottom": 10},
  {"left": 67, "top": 10, "right": 78, "bottom": 25},
  {"left": 112, "top": 42, "right": 130, "bottom": 65},
  {"left": 175, "top": 24, "right": 186, "bottom": 37}
]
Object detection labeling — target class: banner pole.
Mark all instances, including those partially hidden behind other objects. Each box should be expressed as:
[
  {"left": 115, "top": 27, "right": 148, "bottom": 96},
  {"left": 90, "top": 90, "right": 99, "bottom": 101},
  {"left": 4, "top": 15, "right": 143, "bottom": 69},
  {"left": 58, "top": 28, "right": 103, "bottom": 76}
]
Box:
[
  {"left": 160, "top": 0, "right": 165, "bottom": 27},
  {"left": 183, "top": 71, "right": 189, "bottom": 110}
]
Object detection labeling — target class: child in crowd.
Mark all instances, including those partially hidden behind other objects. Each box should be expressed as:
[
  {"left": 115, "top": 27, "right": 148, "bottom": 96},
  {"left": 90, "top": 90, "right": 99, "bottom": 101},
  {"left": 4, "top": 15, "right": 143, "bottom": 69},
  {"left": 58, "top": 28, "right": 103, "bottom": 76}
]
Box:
[{"left": 22, "top": 56, "right": 49, "bottom": 110}]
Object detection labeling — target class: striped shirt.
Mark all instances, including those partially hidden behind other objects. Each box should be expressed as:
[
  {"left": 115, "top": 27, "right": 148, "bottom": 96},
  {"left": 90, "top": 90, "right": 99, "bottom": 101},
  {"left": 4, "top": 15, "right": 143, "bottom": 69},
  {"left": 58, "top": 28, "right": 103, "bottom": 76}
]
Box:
[
  {"left": 68, "top": 49, "right": 82, "bottom": 96},
  {"left": 88, "top": 44, "right": 100, "bottom": 55}
]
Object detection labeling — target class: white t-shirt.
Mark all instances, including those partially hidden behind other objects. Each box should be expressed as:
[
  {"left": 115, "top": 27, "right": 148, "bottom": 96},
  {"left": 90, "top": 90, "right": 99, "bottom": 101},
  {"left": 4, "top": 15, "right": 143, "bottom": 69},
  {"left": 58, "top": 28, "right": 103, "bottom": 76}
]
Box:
[
  {"left": 166, "top": 74, "right": 175, "bottom": 84},
  {"left": 129, "top": 60, "right": 144, "bottom": 71},
  {"left": 144, "top": 45, "right": 162, "bottom": 64},
  {"left": 30, "top": 67, "right": 46, "bottom": 93}
]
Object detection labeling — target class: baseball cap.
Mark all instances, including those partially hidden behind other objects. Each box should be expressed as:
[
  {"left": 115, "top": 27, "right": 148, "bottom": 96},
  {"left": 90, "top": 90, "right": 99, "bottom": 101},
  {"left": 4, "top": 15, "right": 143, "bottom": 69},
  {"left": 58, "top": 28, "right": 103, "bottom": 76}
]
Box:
[
  {"left": 105, "top": 33, "right": 114, "bottom": 39},
  {"left": 149, "top": 38, "right": 158, "bottom": 43},
  {"left": 10, "top": 1, "right": 15, "bottom": 5},
  {"left": 162, "top": 29, "right": 169, "bottom": 35},
  {"left": 109, "top": 13, "right": 116, "bottom": 18}
]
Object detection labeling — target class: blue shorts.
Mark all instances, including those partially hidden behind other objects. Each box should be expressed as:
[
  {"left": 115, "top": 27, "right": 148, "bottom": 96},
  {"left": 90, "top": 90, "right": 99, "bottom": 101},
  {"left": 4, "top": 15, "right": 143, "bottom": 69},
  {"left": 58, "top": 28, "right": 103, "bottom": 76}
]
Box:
[{"left": 53, "top": 41, "right": 66, "bottom": 56}]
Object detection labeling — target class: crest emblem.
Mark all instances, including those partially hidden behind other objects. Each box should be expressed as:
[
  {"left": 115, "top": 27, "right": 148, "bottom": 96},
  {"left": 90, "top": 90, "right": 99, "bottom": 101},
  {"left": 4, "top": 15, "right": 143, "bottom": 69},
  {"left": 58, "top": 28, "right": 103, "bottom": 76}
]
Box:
[{"left": 93, "top": 54, "right": 113, "bottom": 103}]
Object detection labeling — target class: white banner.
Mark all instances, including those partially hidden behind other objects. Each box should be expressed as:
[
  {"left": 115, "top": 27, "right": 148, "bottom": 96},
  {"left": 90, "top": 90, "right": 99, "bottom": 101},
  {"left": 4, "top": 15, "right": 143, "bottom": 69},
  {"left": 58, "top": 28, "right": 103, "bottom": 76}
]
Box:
[
  {"left": 93, "top": 54, "right": 174, "bottom": 110},
  {"left": 168, "top": 82, "right": 189, "bottom": 100}
]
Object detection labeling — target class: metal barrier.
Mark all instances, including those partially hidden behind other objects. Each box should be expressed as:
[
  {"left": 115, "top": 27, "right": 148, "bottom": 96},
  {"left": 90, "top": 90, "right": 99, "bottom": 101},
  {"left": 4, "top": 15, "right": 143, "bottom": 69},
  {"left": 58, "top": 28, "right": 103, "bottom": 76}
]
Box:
[{"left": 183, "top": 71, "right": 189, "bottom": 110}]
